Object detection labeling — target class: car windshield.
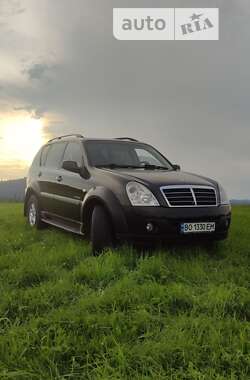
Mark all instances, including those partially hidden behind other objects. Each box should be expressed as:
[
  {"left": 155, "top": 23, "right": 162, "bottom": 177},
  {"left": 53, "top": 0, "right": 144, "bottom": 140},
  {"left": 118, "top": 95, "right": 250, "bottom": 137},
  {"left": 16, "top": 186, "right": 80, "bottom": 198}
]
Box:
[{"left": 85, "top": 140, "right": 173, "bottom": 170}]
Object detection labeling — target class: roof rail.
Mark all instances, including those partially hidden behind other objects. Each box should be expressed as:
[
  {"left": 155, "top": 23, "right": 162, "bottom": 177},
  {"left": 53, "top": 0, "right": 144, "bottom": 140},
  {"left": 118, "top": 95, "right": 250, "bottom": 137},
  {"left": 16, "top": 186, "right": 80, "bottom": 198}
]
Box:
[
  {"left": 115, "top": 137, "right": 138, "bottom": 142},
  {"left": 48, "top": 134, "right": 84, "bottom": 143}
]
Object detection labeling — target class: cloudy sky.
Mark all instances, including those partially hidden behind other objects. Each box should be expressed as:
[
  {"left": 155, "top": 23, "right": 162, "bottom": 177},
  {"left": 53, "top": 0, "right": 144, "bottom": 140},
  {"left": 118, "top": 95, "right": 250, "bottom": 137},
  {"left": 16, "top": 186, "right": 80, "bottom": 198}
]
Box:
[{"left": 0, "top": 0, "right": 249, "bottom": 198}]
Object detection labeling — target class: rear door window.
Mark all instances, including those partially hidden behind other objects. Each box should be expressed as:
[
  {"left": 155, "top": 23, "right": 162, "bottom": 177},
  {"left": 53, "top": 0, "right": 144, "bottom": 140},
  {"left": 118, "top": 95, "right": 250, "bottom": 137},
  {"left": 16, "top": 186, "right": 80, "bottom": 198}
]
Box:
[{"left": 45, "top": 143, "right": 66, "bottom": 169}]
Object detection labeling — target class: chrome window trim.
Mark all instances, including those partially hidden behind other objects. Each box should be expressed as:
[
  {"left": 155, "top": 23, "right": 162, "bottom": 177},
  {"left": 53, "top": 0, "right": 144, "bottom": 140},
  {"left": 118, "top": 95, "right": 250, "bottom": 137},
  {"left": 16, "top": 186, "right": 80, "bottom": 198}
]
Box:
[{"left": 160, "top": 185, "right": 218, "bottom": 207}]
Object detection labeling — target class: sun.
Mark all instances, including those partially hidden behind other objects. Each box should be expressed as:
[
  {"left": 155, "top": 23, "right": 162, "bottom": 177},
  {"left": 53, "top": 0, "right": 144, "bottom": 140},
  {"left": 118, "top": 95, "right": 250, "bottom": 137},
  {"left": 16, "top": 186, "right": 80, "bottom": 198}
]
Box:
[{"left": 0, "top": 116, "right": 45, "bottom": 166}]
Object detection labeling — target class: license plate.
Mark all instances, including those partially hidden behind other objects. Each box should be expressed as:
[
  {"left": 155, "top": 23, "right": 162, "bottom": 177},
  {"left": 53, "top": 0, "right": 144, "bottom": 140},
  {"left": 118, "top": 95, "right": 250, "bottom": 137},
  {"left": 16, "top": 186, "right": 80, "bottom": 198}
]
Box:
[{"left": 180, "top": 222, "right": 216, "bottom": 234}]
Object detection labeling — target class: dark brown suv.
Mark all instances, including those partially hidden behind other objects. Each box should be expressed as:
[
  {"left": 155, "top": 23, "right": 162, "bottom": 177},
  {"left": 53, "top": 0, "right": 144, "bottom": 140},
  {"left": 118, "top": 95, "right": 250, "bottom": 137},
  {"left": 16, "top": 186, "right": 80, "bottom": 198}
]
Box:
[{"left": 25, "top": 134, "right": 231, "bottom": 253}]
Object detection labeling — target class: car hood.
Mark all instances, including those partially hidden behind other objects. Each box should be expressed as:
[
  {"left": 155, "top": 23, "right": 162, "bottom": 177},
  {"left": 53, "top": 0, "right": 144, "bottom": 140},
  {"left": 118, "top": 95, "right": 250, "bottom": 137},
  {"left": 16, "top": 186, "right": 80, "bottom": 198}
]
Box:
[{"left": 101, "top": 169, "right": 218, "bottom": 188}]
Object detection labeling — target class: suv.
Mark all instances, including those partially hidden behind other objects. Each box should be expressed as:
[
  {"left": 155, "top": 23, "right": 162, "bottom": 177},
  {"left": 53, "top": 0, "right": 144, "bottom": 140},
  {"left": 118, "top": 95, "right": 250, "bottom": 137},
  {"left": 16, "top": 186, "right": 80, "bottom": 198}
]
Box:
[{"left": 24, "top": 134, "right": 231, "bottom": 253}]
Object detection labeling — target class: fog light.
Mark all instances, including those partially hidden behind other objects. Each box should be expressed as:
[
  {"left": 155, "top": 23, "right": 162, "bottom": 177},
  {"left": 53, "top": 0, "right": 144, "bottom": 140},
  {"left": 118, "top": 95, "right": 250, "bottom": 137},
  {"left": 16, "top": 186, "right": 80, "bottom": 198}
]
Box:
[{"left": 146, "top": 222, "right": 154, "bottom": 232}]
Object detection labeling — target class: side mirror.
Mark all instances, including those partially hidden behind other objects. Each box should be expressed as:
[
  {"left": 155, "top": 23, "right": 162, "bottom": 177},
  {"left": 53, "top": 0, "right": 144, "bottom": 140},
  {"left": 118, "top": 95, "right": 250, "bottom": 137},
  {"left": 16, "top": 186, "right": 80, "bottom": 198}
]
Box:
[
  {"left": 173, "top": 164, "right": 181, "bottom": 171},
  {"left": 62, "top": 161, "right": 80, "bottom": 174},
  {"left": 80, "top": 166, "right": 90, "bottom": 179}
]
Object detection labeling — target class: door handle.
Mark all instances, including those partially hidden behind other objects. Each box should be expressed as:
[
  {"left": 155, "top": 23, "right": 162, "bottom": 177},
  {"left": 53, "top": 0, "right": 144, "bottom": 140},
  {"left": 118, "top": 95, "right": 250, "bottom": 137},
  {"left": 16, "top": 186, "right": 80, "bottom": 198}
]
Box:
[
  {"left": 38, "top": 171, "right": 42, "bottom": 177},
  {"left": 56, "top": 175, "right": 63, "bottom": 182}
]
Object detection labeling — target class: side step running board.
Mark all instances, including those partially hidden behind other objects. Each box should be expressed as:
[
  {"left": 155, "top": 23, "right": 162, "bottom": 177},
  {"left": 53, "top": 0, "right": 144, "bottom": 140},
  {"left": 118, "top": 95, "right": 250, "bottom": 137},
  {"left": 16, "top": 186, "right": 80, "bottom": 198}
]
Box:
[{"left": 41, "top": 217, "right": 84, "bottom": 236}]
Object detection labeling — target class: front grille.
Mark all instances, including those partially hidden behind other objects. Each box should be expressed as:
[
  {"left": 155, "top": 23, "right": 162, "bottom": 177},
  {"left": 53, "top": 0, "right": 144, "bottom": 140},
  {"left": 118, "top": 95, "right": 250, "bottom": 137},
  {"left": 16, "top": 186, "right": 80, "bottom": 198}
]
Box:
[
  {"left": 162, "top": 188, "right": 195, "bottom": 206},
  {"left": 161, "top": 186, "right": 217, "bottom": 207},
  {"left": 193, "top": 188, "right": 217, "bottom": 206}
]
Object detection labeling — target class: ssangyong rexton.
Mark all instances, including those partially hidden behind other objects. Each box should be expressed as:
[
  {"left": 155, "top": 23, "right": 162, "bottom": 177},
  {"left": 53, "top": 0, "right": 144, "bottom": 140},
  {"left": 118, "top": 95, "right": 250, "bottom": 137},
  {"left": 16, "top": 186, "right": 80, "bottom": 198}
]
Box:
[{"left": 24, "top": 135, "right": 231, "bottom": 253}]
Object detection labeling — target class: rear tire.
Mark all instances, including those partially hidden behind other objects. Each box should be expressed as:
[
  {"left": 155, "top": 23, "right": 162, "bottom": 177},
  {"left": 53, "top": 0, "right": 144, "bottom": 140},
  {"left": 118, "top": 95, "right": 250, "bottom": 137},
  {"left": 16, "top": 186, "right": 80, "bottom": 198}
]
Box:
[
  {"left": 90, "top": 205, "right": 114, "bottom": 254},
  {"left": 27, "top": 195, "right": 45, "bottom": 229}
]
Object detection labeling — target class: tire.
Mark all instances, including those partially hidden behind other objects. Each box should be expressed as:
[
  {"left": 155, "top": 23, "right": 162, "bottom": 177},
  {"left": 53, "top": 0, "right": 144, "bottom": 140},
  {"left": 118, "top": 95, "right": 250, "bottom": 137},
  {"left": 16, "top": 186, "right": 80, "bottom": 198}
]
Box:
[
  {"left": 90, "top": 205, "right": 114, "bottom": 254},
  {"left": 27, "top": 195, "right": 45, "bottom": 229}
]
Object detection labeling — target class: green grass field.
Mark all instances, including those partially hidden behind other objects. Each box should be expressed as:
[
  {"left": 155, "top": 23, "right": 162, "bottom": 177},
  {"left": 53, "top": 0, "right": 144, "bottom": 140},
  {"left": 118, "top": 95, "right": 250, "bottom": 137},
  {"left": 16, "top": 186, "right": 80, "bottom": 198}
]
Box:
[{"left": 0, "top": 203, "right": 249, "bottom": 379}]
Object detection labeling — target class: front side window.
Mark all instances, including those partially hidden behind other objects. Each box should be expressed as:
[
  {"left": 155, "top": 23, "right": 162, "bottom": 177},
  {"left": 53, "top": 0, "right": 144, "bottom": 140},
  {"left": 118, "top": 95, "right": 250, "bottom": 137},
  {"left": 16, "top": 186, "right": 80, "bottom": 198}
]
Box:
[
  {"left": 45, "top": 143, "right": 66, "bottom": 168},
  {"left": 85, "top": 141, "right": 173, "bottom": 170},
  {"left": 135, "top": 148, "right": 163, "bottom": 166},
  {"left": 62, "top": 142, "right": 83, "bottom": 167}
]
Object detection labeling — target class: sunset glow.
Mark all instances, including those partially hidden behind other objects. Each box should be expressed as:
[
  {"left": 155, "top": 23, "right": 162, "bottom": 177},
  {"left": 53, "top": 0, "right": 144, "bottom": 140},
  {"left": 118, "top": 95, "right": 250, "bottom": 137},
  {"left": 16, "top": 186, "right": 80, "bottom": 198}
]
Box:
[{"left": 0, "top": 116, "right": 45, "bottom": 176}]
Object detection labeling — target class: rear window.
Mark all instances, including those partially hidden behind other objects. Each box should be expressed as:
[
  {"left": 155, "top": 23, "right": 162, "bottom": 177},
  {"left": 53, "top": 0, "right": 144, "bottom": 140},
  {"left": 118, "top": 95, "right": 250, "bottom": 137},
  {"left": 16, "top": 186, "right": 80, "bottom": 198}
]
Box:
[
  {"left": 40, "top": 145, "right": 51, "bottom": 166},
  {"left": 45, "top": 143, "right": 66, "bottom": 168},
  {"left": 31, "top": 148, "right": 42, "bottom": 168}
]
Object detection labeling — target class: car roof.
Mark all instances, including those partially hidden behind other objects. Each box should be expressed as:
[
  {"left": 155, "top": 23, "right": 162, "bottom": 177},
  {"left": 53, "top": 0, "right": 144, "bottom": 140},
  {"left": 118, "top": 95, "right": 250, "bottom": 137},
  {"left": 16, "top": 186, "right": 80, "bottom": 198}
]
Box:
[{"left": 46, "top": 136, "right": 142, "bottom": 145}]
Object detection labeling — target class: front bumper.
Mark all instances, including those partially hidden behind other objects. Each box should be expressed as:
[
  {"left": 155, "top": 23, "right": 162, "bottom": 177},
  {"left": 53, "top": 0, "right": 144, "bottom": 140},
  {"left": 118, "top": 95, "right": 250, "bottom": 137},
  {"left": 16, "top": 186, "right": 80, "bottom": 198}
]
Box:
[{"left": 117, "top": 205, "right": 231, "bottom": 241}]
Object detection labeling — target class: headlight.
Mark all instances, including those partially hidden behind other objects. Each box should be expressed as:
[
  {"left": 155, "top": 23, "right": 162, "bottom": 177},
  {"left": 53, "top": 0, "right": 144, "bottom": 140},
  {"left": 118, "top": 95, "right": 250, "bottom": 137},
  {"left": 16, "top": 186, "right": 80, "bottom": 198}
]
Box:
[
  {"left": 126, "top": 181, "right": 159, "bottom": 206},
  {"left": 219, "top": 184, "right": 230, "bottom": 205}
]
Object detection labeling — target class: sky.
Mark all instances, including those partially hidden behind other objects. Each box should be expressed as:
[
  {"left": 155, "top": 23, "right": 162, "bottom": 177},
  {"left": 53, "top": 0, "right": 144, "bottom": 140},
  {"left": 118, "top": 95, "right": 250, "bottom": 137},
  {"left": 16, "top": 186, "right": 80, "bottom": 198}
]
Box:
[{"left": 0, "top": 0, "right": 249, "bottom": 198}]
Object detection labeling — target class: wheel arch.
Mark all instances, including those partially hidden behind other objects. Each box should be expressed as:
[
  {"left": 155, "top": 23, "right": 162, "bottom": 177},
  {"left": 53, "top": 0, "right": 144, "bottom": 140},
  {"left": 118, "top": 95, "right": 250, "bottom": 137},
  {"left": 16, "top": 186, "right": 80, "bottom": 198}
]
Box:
[
  {"left": 81, "top": 197, "right": 112, "bottom": 238},
  {"left": 81, "top": 188, "right": 128, "bottom": 238}
]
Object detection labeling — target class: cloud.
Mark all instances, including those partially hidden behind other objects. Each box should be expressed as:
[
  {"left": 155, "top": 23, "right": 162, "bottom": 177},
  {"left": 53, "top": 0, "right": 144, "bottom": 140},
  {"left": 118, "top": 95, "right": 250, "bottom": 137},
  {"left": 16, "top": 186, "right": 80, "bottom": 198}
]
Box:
[
  {"left": 13, "top": 104, "right": 46, "bottom": 119},
  {"left": 24, "top": 63, "right": 50, "bottom": 81},
  {"left": 0, "top": 0, "right": 25, "bottom": 17},
  {"left": 0, "top": 0, "right": 249, "bottom": 197},
  {"left": 0, "top": 161, "right": 28, "bottom": 180}
]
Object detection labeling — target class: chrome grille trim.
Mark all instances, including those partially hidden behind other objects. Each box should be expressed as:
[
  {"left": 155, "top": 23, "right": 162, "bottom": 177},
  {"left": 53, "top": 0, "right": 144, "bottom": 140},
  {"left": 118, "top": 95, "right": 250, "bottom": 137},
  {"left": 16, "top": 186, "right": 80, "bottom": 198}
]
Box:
[{"left": 160, "top": 185, "right": 218, "bottom": 207}]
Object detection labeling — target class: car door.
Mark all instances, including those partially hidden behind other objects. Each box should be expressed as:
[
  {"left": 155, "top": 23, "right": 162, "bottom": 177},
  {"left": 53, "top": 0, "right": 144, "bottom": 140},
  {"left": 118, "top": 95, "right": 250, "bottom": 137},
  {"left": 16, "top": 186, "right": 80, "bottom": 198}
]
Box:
[
  {"left": 57, "top": 141, "right": 88, "bottom": 222},
  {"left": 39, "top": 142, "right": 67, "bottom": 216}
]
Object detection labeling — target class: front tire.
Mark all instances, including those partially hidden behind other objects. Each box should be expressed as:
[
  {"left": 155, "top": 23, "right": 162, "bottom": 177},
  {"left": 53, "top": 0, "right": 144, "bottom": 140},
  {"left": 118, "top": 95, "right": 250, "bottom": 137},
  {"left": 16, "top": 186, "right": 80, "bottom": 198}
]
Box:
[
  {"left": 27, "top": 195, "right": 45, "bottom": 229},
  {"left": 90, "top": 205, "right": 114, "bottom": 254}
]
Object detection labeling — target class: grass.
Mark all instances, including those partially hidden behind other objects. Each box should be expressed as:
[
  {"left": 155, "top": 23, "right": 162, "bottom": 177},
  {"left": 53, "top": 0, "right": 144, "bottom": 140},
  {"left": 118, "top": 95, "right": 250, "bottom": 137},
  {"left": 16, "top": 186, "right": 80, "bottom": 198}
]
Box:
[{"left": 0, "top": 203, "right": 249, "bottom": 379}]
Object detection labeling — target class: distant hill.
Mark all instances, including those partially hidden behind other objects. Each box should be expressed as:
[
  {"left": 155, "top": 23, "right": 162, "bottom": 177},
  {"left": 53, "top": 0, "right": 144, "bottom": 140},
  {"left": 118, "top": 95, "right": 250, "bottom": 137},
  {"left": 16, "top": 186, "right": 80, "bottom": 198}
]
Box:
[
  {"left": 231, "top": 199, "right": 250, "bottom": 205},
  {"left": 0, "top": 178, "right": 26, "bottom": 201}
]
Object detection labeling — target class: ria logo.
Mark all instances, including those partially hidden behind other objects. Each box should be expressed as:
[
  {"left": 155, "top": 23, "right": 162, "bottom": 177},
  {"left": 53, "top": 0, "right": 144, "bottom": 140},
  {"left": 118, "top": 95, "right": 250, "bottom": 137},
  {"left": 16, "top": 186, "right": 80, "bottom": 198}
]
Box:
[
  {"left": 175, "top": 8, "right": 219, "bottom": 40},
  {"left": 113, "top": 8, "right": 219, "bottom": 41},
  {"left": 181, "top": 13, "right": 213, "bottom": 35}
]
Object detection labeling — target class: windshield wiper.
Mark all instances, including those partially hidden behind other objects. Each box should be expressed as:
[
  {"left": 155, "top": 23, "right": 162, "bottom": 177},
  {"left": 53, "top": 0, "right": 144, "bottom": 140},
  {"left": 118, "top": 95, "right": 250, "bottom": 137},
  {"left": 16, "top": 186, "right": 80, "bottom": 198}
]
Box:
[
  {"left": 140, "top": 164, "right": 169, "bottom": 170},
  {"left": 96, "top": 163, "right": 169, "bottom": 170},
  {"left": 95, "top": 164, "right": 141, "bottom": 169}
]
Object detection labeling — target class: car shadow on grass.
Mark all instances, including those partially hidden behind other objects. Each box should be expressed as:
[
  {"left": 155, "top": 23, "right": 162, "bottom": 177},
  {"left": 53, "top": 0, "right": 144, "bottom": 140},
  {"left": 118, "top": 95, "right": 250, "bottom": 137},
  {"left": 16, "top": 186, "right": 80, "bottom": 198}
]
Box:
[
  {"left": 43, "top": 224, "right": 226, "bottom": 260},
  {"left": 129, "top": 238, "right": 226, "bottom": 260}
]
